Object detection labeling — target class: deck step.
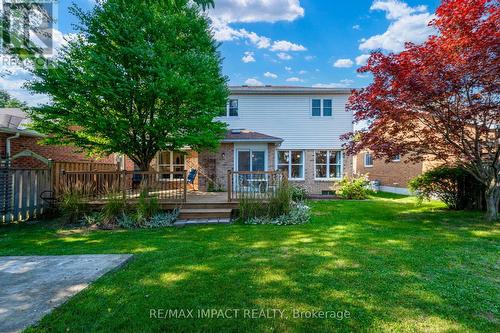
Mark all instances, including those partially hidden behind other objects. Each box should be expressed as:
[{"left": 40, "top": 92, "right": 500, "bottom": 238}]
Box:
[
  {"left": 160, "top": 202, "right": 239, "bottom": 210},
  {"left": 178, "top": 208, "right": 232, "bottom": 220},
  {"left": 173, "top": 218, "right": 231, "bottom": 227}
]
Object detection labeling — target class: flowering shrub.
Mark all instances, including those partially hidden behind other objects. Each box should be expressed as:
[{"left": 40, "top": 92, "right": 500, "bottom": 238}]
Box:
[{"left": 336, "top": 176, "right": 372, "bottom": 200}]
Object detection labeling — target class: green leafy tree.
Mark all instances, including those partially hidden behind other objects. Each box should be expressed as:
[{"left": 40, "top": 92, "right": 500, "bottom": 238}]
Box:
[
  {"left": 0, "top": 90, "right": 26, "bottom": 108},
  {"left": 26, "top": 0, "right": 228, "bottom": 170}
]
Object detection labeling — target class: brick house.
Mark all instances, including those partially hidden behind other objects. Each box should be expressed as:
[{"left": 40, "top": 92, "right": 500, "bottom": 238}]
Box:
[
  {"left": 354, "top": 151, "right": 438, "bottom": 194},
  {"left": 151, "top": 86, "right": 355, "bottom": 195},
  {"left": 3, "top": 86, "right": 359, "bottom": 195},
  {"left": 0, "top": 108, "right": 123, "bottom": 169}
]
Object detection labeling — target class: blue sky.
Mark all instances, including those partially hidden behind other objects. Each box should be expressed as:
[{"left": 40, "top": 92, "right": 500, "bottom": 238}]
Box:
[{"left": 1, "top": 0, "right": 441, "bottom": 104}]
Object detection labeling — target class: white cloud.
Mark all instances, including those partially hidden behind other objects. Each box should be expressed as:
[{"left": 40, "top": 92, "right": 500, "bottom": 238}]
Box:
[
  {"left": 359, "top": 0, "right": 435, "bottom": 53},
  {"left": 277, "top": 52, "right": 292, "bottom": 60},
  {"left": 298, "top": 70, "right": 307, "bottom": 75},
  {"left": 371, "top": 0, "right": 427, "bottom": 20},
  {"left": 208, "top": 1, "right": 306, "bottom": 53},
  {"left": 285, "top": 66, "right": 292, "bottom": 72},
  {"left": 286, "top": 77, "right": 303, "bottom": 82},
  {"left": 242, "top": 51, "right": 256, "bottom": 63},
  {"left": 313, "top": 79, "right": 353, "bottom": 88},
  {"left": 270, "top": 40, "right": 306, "bottom": 52},
  {"left": 244, "top": 78, "right": 264, "bottom": 86},
  {"left": 352, "top": 24, "right": 361, "bottom": 30},
  {"left": 304, "top": 55, "right": 315, "bottom": 61},
  {"left": 264, "top": 71, "right": 278, "bottom": 79},
  {"left": 357, "top": 73, "right": 369, "bottom": 78},
  {"left": 333, "top": 59, "right": 354, "bottom": 68},
  {"left": 209, "top": 0, "right": 304, "bottom": 24},
  {"left": 355, "top": 54, "right": 370, "bottom": 66}
]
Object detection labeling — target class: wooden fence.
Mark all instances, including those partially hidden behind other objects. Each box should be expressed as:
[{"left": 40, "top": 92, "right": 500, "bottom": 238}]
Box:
[
  {"left": 0, "top": 160, "right": 119, "bottom": 223},
  {"left": 0, "top": 168, "right": 52, "bottom": 223}
]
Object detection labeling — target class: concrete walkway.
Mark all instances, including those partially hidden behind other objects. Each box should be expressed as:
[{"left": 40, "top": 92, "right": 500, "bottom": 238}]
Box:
[{"left": 0, "top": 254, "right": 132, "bottom": 333}]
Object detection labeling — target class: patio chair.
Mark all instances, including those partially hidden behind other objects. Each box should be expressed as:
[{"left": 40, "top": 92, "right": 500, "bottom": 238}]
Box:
[{"left": 187, "top": 169, "right": 197, "bottom": 189}]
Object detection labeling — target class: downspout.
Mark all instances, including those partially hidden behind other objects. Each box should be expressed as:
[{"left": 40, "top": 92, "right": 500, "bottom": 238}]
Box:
[{"left": 5, "top": 132, "right": 20, "bottom": 165}]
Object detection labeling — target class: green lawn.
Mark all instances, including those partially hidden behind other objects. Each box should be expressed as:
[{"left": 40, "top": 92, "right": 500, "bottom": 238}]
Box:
[{"left": 1, "top": 193, "right": 498, "bottom": 332}]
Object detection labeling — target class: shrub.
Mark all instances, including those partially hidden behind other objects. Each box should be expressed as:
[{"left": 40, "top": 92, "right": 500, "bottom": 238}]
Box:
[
  {"left": 80, "top": 212, "right": 102, "bottom": 226},
  {"left": 239, "top": 180, "right": 293, "bottom": 221},
  {"left": 134, "top": 190, "right": 160, "bottom": 225},
  {"left": 409, "top": 166, "right": 485, "bottom": 210},
  {"left": 290, "top": 184, "right": 308, "bottom": 202},
  {"left": 245, "top": 203, "right": 311, "bottom": 225},
  {"left": 101, "top": 193, "right": 128, "bottom": 225},
  {"left": 268, "top": 181, "right": 293, "bottom": 218},
  {"left": 59, "top": 191, "right": 88, "bottom": 224},
  {"left": 336, "top": 176, "right": 371, "bottom": 200},
  {"left": 143, "top": 209, "right": 180, "bottom": 228},
  {"left": 117, "top": 212, "right": 136, "bottom": 229}
]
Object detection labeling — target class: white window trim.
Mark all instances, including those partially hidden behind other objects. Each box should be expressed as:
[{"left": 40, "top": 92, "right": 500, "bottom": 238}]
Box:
[
  {"left": 392, "top": 155, "right": 401, "bottom": 162},
  {"left": 157, "top": 151, "right": 186, "bottom": 181},
  {"left": 314, "top": 150, "right": 343, "bottom": 180},
  {"left": 228, "top": 99, "right": 239, "bottom": 117},
  {"left": 364, "top": 152, "right": 373, "bottom": 168},
  {"left": 234, "top": 148, "right": 268, "bottom": 172},
  {"left": 311, "top": 98, "right": 333, "bottom": 117},
  {"left": 275, "top": 150, "right": 305, "bottom": 181}
]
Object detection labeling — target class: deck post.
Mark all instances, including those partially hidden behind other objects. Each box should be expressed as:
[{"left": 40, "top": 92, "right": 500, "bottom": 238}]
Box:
[
  {"left": 227, "top": 170, "right": 232, "bottom": 202},
  {"left": 121, "top": 170, "right": 126, "bottom": 200},
  {"left": 183, "top": 170, "right": 187, "bottom": 203}
]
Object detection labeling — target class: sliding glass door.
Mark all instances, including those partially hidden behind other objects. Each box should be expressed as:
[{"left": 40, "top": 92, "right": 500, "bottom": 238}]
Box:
[{"left": 236, "top": 150, "right": 266, "bottom": 172}]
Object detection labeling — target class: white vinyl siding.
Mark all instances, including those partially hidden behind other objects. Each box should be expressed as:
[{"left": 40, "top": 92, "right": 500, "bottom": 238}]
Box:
[{"left": 218, "top": 94, "right": 352, "bottom": 150}]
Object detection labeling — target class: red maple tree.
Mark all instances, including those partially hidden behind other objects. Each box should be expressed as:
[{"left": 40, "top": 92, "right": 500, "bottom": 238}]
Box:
[{"left": 343, "top": 0, "right": 500, "bottom": 220}]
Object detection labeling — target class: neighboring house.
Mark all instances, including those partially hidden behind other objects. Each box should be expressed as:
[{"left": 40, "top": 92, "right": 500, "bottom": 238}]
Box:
[
  {"left": 354, "top": 151, "right": 437, "bottom": 195},
  {"left": 0, "top": 108, "right": 125, "bottom": 169},
  {"left": 153, "top": 86, "right": 355, "bottom": 195}
]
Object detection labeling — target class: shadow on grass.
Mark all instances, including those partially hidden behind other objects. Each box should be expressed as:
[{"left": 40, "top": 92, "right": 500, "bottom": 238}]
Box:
[{"left": 1, "top": 197, "right": 498, "bottom": 332}]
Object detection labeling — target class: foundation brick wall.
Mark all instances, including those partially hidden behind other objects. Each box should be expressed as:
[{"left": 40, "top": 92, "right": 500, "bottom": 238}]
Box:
[{"left": 355, "top": 153, "right": 424, "bottom": 188}]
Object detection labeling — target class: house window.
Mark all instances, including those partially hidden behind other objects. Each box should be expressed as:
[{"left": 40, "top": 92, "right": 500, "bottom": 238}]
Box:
[
  {"left": 323, "top": 99, "right": 332, "bottom": 116},
  {"left": 311, "top": 99, "right": 333, "bottom": 117},
  {"left": 312, "top": 99, "right": 321, "bottom": 117},
  {"left": 158, "top": 151, "right": 186, "bottom": 180},
  {"left": 229, "top": 99, "right": 238, "bottom": 117},
  {"left": 277, "top": 150, "right": 304, "bottom": 180},
  {"left": 315, "top": 150, "right": 343, "bottom": 179},
  {"left": 392, "top": 154, "right": 401, "bottom": 162},
  {"left": 364, "top": 152, "right": 373, "bottom": 167}
]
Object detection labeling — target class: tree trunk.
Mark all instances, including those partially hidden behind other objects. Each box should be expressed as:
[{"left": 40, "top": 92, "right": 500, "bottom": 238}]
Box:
[{"left": 485, "top": 182, "right": 500, "bottom": 221}]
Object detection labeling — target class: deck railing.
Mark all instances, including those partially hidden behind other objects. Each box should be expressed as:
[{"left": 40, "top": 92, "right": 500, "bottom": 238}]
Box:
[
  {"left": 227, "top": 170, "right": 287, "bottom": 202},
  {"left": 59, "top": 170, "right": 187, "bottom": 202}
]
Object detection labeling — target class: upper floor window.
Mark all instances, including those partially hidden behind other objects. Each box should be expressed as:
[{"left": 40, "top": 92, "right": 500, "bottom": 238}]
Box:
[
  {"left": 311, "top": 99, "right": 333, "bottom": 117},
  {"left": 277, "top": 150, "right": 304, "bottom": 180},
  {"left": 312, "top": 99, "right": 321, "bottom": 117},
  {"left": 364, "top": 152, "right": 373, "bottom": 167},
  {"left": 315, "top": 150, "right": 343, "bottom": 179},
  {"left": 229, "top": 99, "right": 238, "bottom": 117},
  {"left": 392, "top": 154, "right": 401, "bottom": 162}
]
